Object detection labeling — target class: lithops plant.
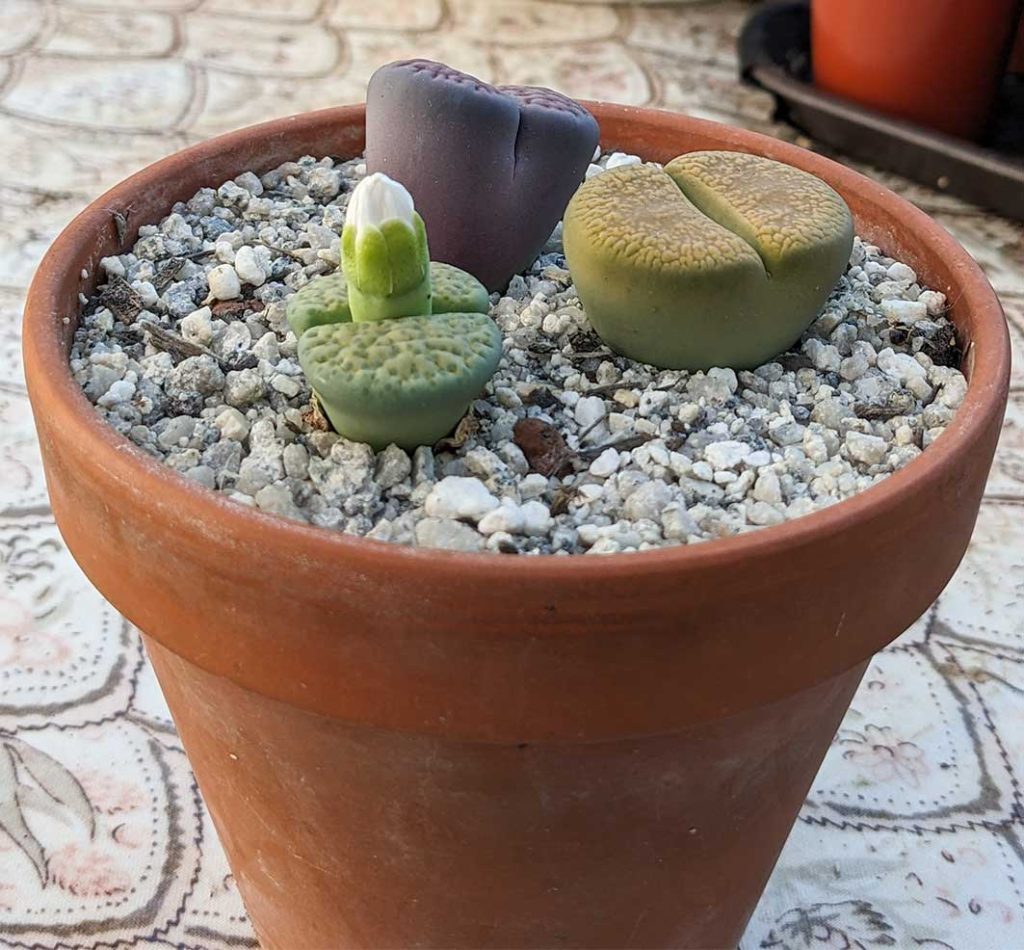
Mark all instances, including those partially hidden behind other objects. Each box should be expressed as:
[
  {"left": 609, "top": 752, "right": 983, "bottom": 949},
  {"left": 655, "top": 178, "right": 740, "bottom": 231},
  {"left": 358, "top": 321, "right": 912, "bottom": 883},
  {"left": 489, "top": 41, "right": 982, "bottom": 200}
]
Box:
[
  {"left": 366, "top": 59, "right": 600, "bottom": 292},
  {"left": 286, "top": 262, "right": 490, "bottom": 337},
  {"left": 295, "top": 173, "right": 501, "bottom": 450},
  {"left": 300, "top": 313, "right": 501, "bottom": 450},
  {"left": 563, "top": 151, "right": 854, "bottom": 371}
]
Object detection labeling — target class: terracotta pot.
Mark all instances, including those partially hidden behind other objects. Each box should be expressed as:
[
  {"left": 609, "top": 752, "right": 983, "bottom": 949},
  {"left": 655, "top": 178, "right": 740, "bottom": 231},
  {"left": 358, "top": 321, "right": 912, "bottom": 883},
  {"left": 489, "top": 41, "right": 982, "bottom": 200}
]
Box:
[
  {"left": 23, "top": 104, "right": 1010, "bottom": 948},
  {"left": 812, "top": 0, "right": 1023, "bottom": 140}
]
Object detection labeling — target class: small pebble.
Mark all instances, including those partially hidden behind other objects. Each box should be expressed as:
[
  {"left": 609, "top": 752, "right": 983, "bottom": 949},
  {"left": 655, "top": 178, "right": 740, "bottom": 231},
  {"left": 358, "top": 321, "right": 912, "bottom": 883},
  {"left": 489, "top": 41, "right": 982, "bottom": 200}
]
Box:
[
  {"left": 208, "top": 264, "right": 241, "bottom": 301},
  {"left": 233, "top": 246, "right": 267, "bottom": 287},
  {"left": 424, "top": 476, "right": 499, "bottom": 523}
]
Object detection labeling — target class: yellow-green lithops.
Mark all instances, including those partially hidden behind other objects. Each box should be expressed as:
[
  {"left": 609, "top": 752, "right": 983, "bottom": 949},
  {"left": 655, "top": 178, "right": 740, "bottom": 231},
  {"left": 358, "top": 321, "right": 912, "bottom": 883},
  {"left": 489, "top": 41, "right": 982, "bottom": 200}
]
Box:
[
  {"left": 562, "top": 151, "right": 854, "bottom": 370},
  {"left": 299, "top": 312, "right": 502, "bottom": 450}
]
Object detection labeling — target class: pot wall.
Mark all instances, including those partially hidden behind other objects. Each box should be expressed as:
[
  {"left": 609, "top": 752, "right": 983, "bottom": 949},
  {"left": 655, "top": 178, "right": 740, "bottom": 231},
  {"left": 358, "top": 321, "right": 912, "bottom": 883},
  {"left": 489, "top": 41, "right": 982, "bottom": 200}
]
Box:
[
  {"left": 148, "top": 637, "right": 867, "bottom": 949},
  {"left": 22, "top": 104, "right": 1011, "bottom": 948}
]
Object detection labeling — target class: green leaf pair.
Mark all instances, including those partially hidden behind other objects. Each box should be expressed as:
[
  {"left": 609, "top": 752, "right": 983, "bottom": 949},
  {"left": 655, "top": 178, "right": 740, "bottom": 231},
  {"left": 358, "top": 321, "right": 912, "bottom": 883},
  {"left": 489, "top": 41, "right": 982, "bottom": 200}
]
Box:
[
  {"left": 563, "top": 151, "right": 854, "bottom": 371},
  {"left": 289, "top": 173, "right": 500, "bottom": 451}
]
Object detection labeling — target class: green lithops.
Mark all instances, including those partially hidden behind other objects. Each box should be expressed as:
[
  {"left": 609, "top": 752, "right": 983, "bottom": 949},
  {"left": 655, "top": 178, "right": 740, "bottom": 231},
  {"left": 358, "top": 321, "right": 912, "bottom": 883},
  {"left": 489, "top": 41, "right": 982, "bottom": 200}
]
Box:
[
  {"left": 299, "top": 312, "right": 502, "bottom": 450},
  {"left": 286, "top": 262, "right": 489, "bottom": 338},
  {"left": 563, "top": 151, "right": 854, "bottom": 370},
  {"left": 429, "top": 261, "right": 491, "bottom": 316},
  {"left": 293, "top": 173, "right": 501, "bottom": 449},
  {"left": 286, "top": 271, "right": 351, "bottom": 337}
]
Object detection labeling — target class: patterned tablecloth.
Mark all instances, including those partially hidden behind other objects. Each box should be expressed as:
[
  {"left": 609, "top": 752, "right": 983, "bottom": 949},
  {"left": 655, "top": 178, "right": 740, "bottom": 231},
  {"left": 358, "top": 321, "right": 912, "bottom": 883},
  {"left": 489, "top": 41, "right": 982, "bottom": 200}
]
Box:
[{"left": 1, "top": 2, "right": 1023, "bottom": 948}]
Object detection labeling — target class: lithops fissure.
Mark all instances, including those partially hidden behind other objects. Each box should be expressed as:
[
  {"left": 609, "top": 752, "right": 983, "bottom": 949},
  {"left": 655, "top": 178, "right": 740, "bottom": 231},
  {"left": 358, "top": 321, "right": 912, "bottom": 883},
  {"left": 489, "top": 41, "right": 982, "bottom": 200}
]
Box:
[
  {"left": 563, "top": 151, "right": 854, "bottom": 371},
  {"left": 294, "top": 173, "right": 500, "bottom": 449},
  {"left": 299, "top": 312, "right": 502, "bottom": 451},
  {"left": 366, "top": 59, "right": 600, "bottom": 292},
  {"left": 286, "top": 262, "right": 489, "bottom": 338}
]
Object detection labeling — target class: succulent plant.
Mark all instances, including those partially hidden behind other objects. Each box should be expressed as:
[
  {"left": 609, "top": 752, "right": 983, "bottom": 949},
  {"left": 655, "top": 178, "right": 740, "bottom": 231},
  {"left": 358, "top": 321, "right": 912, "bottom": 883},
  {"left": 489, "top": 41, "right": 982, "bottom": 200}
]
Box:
[
  {"left": 299, "top": 313, "right": 501, "bottom": 450},
  {"left": 286, "top": 262, "right": 490, "bottom": 338},
  {"left": 563, "top": 151, "right": 854, "bottom": 371},
  {"left": 294, "top": 173, "right": 501, "bottom": 450},
  {"left": 366, "top": 59, "right": 600, "bottom": 292}
]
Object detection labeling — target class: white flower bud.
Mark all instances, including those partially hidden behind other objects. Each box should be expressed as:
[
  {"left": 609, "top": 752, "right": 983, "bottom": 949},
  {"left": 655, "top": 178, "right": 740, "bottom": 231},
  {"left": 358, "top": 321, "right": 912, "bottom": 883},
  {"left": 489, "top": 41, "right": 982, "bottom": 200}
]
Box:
[{"left": 345, "top": 172, "right": 416, "bottom": 231}]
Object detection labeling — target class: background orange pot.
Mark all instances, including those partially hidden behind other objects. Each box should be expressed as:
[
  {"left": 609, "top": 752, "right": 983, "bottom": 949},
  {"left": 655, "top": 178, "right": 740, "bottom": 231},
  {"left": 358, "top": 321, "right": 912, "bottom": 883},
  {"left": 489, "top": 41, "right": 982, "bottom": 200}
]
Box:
[
  {"left": 812, "top": 0, "right": 1023, "bottom": 140},
  {"left": 22, "top": 105, "right": 1010, "bottom": 948}
]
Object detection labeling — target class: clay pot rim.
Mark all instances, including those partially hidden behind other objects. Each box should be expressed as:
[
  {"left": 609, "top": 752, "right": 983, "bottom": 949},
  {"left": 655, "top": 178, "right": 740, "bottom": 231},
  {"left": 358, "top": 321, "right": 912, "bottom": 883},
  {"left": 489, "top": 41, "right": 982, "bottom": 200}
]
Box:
[{"left": 24, "top": 102, "right": 1010, "bottom": 582}]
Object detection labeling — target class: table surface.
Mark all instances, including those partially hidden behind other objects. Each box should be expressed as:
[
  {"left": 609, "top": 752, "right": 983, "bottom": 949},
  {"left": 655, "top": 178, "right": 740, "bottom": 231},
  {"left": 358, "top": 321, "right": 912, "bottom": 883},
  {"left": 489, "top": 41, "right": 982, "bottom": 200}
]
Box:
[{"left": 1, "top": 2, "right": 1022, "bottom": 948}]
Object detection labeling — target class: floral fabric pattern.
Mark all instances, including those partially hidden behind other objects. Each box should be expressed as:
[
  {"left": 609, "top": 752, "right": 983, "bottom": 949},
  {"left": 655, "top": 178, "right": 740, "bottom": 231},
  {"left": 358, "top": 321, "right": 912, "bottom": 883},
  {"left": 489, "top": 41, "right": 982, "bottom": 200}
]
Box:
[{"left": 0, "top": 1, "right": 1022, "bottom": 948}]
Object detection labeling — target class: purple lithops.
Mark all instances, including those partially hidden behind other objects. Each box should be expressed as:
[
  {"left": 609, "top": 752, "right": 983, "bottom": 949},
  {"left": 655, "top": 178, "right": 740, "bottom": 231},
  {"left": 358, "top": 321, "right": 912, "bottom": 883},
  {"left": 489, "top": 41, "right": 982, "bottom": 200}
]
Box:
[{"left": 365, "top": 59, "right": 600, "bottom": 292}]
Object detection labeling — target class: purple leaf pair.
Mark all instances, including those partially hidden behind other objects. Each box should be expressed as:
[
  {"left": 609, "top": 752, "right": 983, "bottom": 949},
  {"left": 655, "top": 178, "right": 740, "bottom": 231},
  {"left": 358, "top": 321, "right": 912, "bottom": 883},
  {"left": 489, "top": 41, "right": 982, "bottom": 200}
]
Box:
[{"left": 366, "top": 60, "right": 600, "bottom": 292}]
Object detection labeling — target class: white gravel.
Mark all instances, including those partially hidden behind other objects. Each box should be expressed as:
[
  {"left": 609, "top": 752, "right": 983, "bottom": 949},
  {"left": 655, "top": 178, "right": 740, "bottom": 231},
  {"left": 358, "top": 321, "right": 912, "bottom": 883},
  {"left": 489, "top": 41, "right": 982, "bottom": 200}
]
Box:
[{"left": 70, "top": 153, "right": 968, "bottom": 555}]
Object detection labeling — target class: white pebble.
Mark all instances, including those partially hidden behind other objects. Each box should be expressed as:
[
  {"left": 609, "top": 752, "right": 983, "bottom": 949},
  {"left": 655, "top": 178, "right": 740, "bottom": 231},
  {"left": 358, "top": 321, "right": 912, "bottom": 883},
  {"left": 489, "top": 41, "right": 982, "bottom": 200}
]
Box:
[
  {"left": 661, "top": 504, "right": 698, "bottom": 540},
  {"left": 519, "top": 473, "right": 550, "bottom": 499},
  {"left": 747, "top": 501, "right": 784, "bottom": 526},
  {"left": 877, "top": 348, "right": 927, "bottom": 383},
  {"left": 424, "top": 476, "right": 499, "bottom": 523},
  {"left": 575, "top": 395, "right": 607, "bottom": 431},
  {"left": 208, "top": 264, "right": 241, "bottom": 301},
  {"left": 937, "top": 374, "right": 968, "bottom": 409},
  {"left": 133, "top": 281, "right": 158, "bottom": 308},
  {"left": 271, "top": 374, "right": 301, "bottom": 398},
  {"left": 805, "top": 339, "right": 842, "bottom": 373},
  {"left": 918, "top": 290, "right": 947, "bottom": 316},
  {"left": 478, "top": 500, "right": 526, "bottom": 536},
  {"left": 589, "top": 448, "right": 621, "bottom": 478},
  {"left": 839, "top": 351, "right": 870, "bottom": 381},
  {"left": 375, "top": 444, "right": 412, "bottom": 488},
  {"left": 100, "top": 256, "right": 125, "bottom": 278},
  {"left": 885, "top": 261, "right": 916, "bottom": 283},
  {"left": 215, "top": 406, "right": 250, "bottom": 441},
  {"left": 233, "top": 246, "right": 267, "bottom": 287},
  {"left": 97, "top": 378, "right": 136, "bottom": 408},
  {"left": 623, "top": 480, "right": 673, "bottom": 521},
  {"left": 254, "top": 484, "right": 305, "bottom": 522},
  {"left": 283, "top": 442, "right": 310, "bottom": 479},
  {"left": 752, "top": 470, "right": 783, "bottom": 504},
  {"left": 605, "top": 152, "right": 642, "bottom": 169},
  {"left": 845, "top": 431, "right": 888, "bottom": 465},
  {"left": 881, "top": 299, "right": 927, "bottom": 324},
  {"left": 180, "top": 306, "right": 213, "bottom": 345},
  {"left": 521, "top": 501, "right": 554, "bottom": 537},
  {"left": 639, "top": 390, "right": 670, "bottom": 417},
  {"left": 691, "top": 461, "right": 714, "bottom": 482},
  {"left": 415, "top": 517, "right": 483, "bottom": 552},
  {"left": 704, "top": 440, "right": 750, "bottom": 470}
]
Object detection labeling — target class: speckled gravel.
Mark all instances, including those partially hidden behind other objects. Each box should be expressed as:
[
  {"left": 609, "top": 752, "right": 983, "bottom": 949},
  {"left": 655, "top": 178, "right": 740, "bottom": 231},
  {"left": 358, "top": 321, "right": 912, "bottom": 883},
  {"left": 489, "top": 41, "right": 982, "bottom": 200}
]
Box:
[{"left": 70, "top": 152, "right": 968, "bottom": 555}]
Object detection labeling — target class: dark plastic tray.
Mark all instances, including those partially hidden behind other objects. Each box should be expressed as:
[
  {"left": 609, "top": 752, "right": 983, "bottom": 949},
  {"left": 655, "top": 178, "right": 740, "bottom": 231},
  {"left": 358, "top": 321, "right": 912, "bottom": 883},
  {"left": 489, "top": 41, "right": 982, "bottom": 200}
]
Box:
[{"left": 739, "top": 0, "right": 1024, "bottom": 221}]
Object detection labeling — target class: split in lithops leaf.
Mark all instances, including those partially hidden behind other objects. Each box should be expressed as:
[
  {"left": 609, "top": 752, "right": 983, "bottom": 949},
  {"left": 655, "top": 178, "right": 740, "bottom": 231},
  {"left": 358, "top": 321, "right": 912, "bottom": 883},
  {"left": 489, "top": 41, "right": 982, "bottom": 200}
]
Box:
[
  {"left": 366, "top": 59, "right": 600, "bottom": 291},
  {"left": 562, "top": 151, "right": 854, "bottom": 371},
  {"left": 298, "top": 312, "right": 502, "bottom": 451},
  {"left": 286, "top": 262, "right": 489, "bottom": 338}
]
